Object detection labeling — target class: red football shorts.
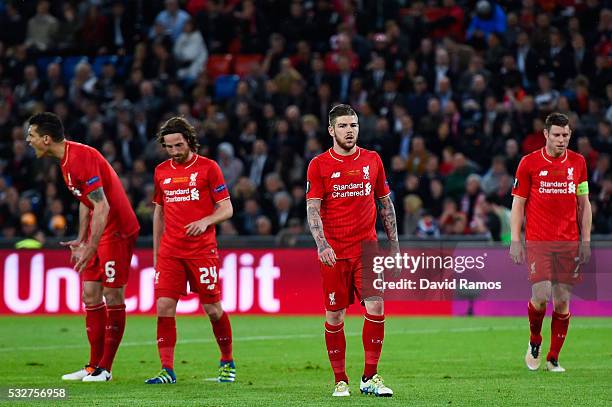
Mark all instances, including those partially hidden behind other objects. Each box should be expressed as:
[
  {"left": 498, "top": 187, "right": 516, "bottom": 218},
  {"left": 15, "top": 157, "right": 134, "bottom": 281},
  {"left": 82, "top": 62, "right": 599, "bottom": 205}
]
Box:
[
  {"left": 155, "top": 256, "right": 221, "bottom": 304},
  {"left": 321, "top": 257, "right": 368, "bottom": 311},
  {"left": 526, "top": 241, "right": 582, "bottom": 285},
  {"left": 82, "top": 234, "right": 137, "bottom": 288}
]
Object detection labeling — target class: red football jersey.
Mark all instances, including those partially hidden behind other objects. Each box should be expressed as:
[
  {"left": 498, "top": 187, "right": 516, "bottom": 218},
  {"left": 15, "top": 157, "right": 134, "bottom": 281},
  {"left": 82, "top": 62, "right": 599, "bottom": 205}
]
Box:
[
  {"left": 153, "top": 154, "right": 230, "bottom": 259},
  {"left": 306, "top": 147, "right": 391, "bottom": 259},
  {"left": 60, "top": 141, "right": 140, "bottom": 243},
  {"left": 512, "top": 148, "right": 588, "bottom": 241}
]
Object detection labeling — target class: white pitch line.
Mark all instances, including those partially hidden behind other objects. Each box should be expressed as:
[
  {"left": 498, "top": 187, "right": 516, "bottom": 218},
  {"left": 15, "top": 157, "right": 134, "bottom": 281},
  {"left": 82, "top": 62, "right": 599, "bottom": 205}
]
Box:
[{"left": 1, "top": 323, "right": 611, "bottom": 353}]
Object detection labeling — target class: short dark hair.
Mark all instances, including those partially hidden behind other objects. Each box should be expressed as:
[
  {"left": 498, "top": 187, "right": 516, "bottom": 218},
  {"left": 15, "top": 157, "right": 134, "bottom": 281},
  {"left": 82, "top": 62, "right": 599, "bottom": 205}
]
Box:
[
  {"left": 544, "top": 112, "right": 570, "bottom": 132},
  {"left": 328, "top": 104, "right": 357, "bottom": 127},
  {"left": 28, "top": 112, "right": 64, "bottom": 142},
  {"left": 157, "top": 116, "right": 200, "bottom": 152}
]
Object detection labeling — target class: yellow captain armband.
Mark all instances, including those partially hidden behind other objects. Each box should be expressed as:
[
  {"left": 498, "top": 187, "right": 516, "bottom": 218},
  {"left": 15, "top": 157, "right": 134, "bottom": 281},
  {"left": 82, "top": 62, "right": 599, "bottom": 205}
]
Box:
[{"left": 577, "top": 181, "right": 589, "bottom": 196}]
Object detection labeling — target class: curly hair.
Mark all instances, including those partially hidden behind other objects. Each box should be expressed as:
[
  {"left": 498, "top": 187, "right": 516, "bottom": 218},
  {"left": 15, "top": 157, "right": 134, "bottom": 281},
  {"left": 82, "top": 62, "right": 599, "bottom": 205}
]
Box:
[{"left": 157, "top": 116, "right": 200, "bottom": 152}]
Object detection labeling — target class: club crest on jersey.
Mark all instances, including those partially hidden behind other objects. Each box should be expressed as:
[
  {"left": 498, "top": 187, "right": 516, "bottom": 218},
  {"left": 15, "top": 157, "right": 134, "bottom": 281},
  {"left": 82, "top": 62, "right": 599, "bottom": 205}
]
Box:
[
  {"left": 189, "top": 172, "right": 198, "bottom": 186},
  {"left": 363, "top": 165, "right": 370, "bottom": 180},
  {"left": 567, "top": 167, "right": 574, "bottom": 181},
  {"left": 328, "top": 292, "right": 336, "bottom": 306},
  {"left": 331, "top": 171, "right": 341, "bottom": 179}
]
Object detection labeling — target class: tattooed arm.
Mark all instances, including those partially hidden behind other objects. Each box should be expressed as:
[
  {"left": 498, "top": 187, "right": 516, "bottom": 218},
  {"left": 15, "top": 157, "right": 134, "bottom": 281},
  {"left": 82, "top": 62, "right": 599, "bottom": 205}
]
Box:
[
  {"left": 73, "top": 187, "right": 110, "bottom": 272},
  {"left": 306, "top": 199, "right": 336, "bottom": 266},
  {"left": 377, "top": 195, "right": 398, "bottom": 245}
]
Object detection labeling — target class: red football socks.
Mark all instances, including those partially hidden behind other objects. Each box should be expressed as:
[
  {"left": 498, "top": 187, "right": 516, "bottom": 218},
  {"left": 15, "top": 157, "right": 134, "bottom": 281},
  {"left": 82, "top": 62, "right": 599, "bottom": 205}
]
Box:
[
  {"left": 157, "top": 316, "right": 177, "bottom": 370},
  {"left": 528, "top": 301, "right": 546, "bottom": 345},
  {"left": 362, "top": 313, "right": 385, "bottom": 379},
  {"left": 325, "top": 321, "right": 348, "bottom": 384},
  {"left": 211, "top": 312, "right": 233, "bottom": 361},
  {"left": 548, "top": 311, "right": 571, "bottom": 361},
  {"left": 85, "top": 303, "right": 107, "bottom": 367},
  {"left": 98, "top": 304, "right": 126, "bottom": 371}
]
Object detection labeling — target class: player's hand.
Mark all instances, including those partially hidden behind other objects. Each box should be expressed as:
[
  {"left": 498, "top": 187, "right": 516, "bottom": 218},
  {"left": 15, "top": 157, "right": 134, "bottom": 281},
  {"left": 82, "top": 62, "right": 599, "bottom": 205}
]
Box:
[
  {"left": 578, "top": 241, "right": 591, "bottom": 265},
  {"left": 318, "top": 245, "right": 336, "bottom": 267},
  {"left": 72, "top": 244, "right": 97, "bottom": 273},
  {"left": 509, "top": 240, "right": 525, "bottom": 265},
  {"left": 185, "top": 218, "right": 209, "bottom": 236},
  {"left": 60, "top": 239, "right": 84, "bottom": 263}
]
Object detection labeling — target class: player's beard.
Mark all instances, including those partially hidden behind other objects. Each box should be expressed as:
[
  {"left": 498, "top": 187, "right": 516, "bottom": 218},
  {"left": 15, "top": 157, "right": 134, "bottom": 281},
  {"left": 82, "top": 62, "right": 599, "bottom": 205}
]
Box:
[
  {"left": 172, "top": 150, "right": 191, "bottom": 163},
  {"left": 333, "top": 131, "right": 357, "bottom": 152}
]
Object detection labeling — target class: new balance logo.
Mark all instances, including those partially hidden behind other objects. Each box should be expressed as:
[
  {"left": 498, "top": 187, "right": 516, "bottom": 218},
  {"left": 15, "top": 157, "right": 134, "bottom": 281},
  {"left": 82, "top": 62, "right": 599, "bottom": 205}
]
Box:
[
  {"left": 539, "top": 171, "right": 548, "bottom": 176},
  {"left": 331, "top": 172, "right": 341, "bottom": 179},
  {"left": 163, "top": 178, "right": 172, "bottom": 184}
]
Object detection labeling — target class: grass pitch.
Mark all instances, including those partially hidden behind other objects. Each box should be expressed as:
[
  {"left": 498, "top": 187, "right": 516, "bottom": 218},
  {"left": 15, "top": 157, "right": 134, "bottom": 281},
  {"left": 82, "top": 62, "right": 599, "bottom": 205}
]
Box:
[{"left": 0, "top": 315, "right": 611, "bottom": 406}]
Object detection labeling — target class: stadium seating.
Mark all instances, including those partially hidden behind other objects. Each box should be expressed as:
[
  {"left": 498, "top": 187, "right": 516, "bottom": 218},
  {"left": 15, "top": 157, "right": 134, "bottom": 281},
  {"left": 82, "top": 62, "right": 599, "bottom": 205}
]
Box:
[
  {"left": 233, "top": 54, "right": 263, "bottom": 78},
  {"left": 214, "top": 74, "right": 240, "bottom": 100},
  {"left": 206, "top": 54, "right": 233, "bottom": 81}
]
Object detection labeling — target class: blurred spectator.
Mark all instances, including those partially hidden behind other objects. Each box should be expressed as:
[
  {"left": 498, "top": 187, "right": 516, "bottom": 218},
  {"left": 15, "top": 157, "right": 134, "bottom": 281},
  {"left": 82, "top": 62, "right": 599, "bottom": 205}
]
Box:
[
  {"left": 481, "top": 155, "right": 509, "bottom": 195},
  {"left": 255, "top": 215, "right": 273, "bottom": 236},
  {"left": 461, "top": 174, "right": 486, "bottom": 230},
  {"left": 54, "top": 2, "right": 78, "bottom": 52},
  {"left": 246, "top": 139, "right": 275, "bottom": 188},
  {"left": 217, "top": 142, "right": 243, "bottom": 189},
  {"left": 105, "top": 0, "right": 135, "bottom": 54},
  {"left": 151, "top": 0, "right": 191, "bottom": 42},
  {"left": 80, "top": 4, "right": 107, "bottom": 52},
  {"left": 466, "top": 1, "right": 507, "bottom": 44},
  {"left": 439, "top": 198, "right": 468, "bottom": 235},
  {"left": 15, "top": 212, "right": 44, "bottom": 249},
  {"left": 25, "top": 0, "right": 58, "bottom": 52},
  {"left": 402, "top": 194, "right": 424, "bottom": 235},
  {"left": 174, "top": 18, "right": 207, "bottom": 83}
]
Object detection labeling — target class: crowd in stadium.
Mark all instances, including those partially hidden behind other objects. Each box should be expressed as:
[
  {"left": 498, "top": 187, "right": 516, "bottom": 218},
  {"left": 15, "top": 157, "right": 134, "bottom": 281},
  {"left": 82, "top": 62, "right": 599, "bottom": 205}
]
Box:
[{"left": 0, "top": 0, "right": 611, "bottom": 245}]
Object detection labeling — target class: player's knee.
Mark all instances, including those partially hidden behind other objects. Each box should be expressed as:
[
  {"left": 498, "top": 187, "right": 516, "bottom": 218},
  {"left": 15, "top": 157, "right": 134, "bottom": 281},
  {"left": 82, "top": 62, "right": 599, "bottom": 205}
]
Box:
[
  {"left": 203, "top": 303, "right": 224, "bottom": 321},
  {"left": 156, "top": 298, "right": 177, "bottom": 316},
  {"left": 103, "top": 288, "right": 125, "bottom": 306},
  {"left": 531, "top": 298, "right": 548, "bottom": 309},
  {"left": 364, "top": 299, "right": 384, "bottom": 315},
  {"left": 553, "top": 300, "right": 570, "bottom": 313},
  {"left": 326, "top": 310, "right": 345, "bottom": 325},
  {"left": 82, "top": 289, "right": 102, "bottom": 306}
]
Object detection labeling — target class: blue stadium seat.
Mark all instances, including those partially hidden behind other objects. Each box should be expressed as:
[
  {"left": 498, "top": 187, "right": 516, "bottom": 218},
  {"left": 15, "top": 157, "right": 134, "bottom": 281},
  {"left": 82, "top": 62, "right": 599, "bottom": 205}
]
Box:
[
  {"left": 214, "top": 75, "right": 240, "bottom": 100},
  {"left": 92, "top": 55, "right": 119, "bottom": 77},
  {"left": 62, "top": 56, "right": 89, "bottom": 82},
  {"left": 36, "top": 56, "right": 62, "bottom": 78}
]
